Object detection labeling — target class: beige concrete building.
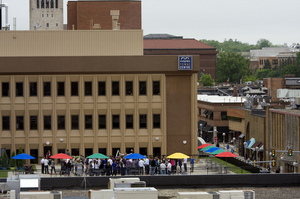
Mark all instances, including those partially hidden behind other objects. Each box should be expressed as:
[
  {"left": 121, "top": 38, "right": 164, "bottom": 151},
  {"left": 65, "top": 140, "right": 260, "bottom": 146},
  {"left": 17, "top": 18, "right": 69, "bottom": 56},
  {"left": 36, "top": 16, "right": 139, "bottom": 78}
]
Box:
[
  {"left": 30, "top": 0, "right": 63, "bottom": 30},
  {"left": 0, "top": 31, "right": 199, "bottom": 162}
]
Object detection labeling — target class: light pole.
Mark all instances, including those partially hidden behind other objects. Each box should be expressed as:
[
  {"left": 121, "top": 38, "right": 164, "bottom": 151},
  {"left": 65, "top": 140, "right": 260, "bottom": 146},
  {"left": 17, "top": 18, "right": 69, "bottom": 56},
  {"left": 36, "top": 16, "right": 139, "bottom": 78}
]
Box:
[
  {"left": 222, "top": 132, "right": 226, "bottom": 149},
  {"left": 255, "top": 147, "right": 259, "bottom": 163},
  {"left": 200, "top": 123, "right": 203, "bottom": 138},
  {"left": 243, "top": 142, "right": 247, "bottom": 160},
  {"left": 232, "top": 137, "right": 236, "bottom": 152},
  {"left": 293, "top": 162, "right": 298, "bottom": 173}
]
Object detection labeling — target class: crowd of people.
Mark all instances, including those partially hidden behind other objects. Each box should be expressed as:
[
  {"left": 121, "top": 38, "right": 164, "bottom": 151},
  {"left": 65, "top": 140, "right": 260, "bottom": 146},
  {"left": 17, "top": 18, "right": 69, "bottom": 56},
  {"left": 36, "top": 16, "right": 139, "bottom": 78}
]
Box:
[{"left": 40, "top": 151, "right": 195, "bottom": 176}]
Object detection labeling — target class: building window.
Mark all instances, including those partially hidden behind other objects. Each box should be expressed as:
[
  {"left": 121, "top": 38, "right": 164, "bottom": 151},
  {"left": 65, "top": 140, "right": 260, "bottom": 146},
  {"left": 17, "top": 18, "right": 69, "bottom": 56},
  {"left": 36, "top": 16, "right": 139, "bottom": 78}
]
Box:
[
  {"left": 46, "top": 0, "right": 49, "bottom": 8},
  {"left": 112, "top": 115, "right": 120, "bottom": 129},
  {"left": 272, "top": 59, "right": 278, "bottom": 65},
  {"left": 71, "top": 82, "right": 78, "bottom": 96},
  {"left": 43, "top": 82, "right": 51, "bottom": 96},
  {"left": 98, "top": 115, "right": 106, "bottom": 129},
  {"left": 16, "top": 116, "right": 24, "bottom": 130},
  {"left": 51, "top": 14, "right": 53, "bottom": 17},
  {"left": 57, "top": 82, "right": 64, "bottom": 96},
  {"left": 139, "top": 114, "right": 147, "bottom": 129},
  {"left": 57, "top": 115, "right": 65, "bottom": 130},
  {"left": 41, "top": 0, "right": 44, "bottom": 8},
  {"left": 85, "top": 81, "right": 92, "bottom": 96},
  {"left": 50, "top": 0, "right": 54, "bottom": 8},
  {"left": 16, "top": 82, "right": 23, "bottom": 97},
  {"left": 37, "top": 0, "right": 39, "bottom": 8},
  {"left": 198, "top": 108, "right": 201, "bottom": 116},
  {"left": 44, "top": 115, "right": 51, "bottom": 130},
  {"left": 125, "top": 81, "right": 133, "bottom": 95},
  {"left": 98, "top": 81, "right": 106, "bottom": 96},
  {"left": 71, "top": 115, "right": 79, "bottom": 130},
  {"left": 153, "top": 81, "right": 160, "bottom": 95},
  {"left": 46, "top": 23, "right": 49, "bottom": 27},
  {"left": 85, "top": 115, "right": 93, "bottom": 129},
  {"left": 55, "top": 0, "right": 58, "bottom": 8},
  {"left": 56, "top": 23, "right": 58, "bottom": 26},
  {"left": 2, "top": 116, "right": 10, "bottom": 130},
  {"left": 126, "top": 115, "right": 133, "bottom": 129},
  {"left": 30, "top": 82, "right": 37, "bottom": 96},
  {"left": 153, "top": 114, "right": 160, "bottom": 128},
  {"left": 221, "top": 111, "right": 228, "bottom": 120},
  {"left": 139, "top": 81, "right": 146, "bottom": 95},
  {"left": 47, "top": 14, "right": 48, "bottom": 17},
  {"left": 30, "top": 116, "right": 38, "bottom": 130},
  {"left": 2, "top": 82, "right": 9, "bottom": 97},
  {"left": 112, "top": 81, "right": 119, "bottom": 96},
  {"left": 42, "top": 14, "right": 44, "bottom": 17}
]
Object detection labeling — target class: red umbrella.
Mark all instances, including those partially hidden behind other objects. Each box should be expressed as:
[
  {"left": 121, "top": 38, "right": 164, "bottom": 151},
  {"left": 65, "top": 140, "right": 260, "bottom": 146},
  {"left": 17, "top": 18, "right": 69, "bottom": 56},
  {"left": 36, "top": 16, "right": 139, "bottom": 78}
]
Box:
[
  {"left": 197, "top": 143, "right": 212, "bottom": 149},
  {"left": 50, "top": 153, "right": 73, "bottom": 159},
  {"left": 215, "top": 152, "right": 238, "bottom": 157}
]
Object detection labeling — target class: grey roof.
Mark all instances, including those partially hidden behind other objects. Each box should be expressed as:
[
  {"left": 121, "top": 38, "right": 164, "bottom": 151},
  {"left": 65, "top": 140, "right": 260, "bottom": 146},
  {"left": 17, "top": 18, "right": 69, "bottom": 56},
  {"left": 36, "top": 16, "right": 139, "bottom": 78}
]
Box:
[{"left": 143, "top": 34, "right": 183, "bottom": 40}]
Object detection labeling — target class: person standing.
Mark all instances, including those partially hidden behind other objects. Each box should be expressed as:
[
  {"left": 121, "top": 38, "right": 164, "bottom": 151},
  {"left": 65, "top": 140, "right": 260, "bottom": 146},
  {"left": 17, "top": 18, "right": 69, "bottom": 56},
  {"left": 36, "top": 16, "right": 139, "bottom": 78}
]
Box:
[
  {"left": 190, "top": 156, "right": 195, "bottom": 172},
  {"left": 50, "top": 159, "right": 56, "bottom": 175},
  {"left": 183, "top": 158, "right": 188, "bottom": 172},
  {"left": 144, "top": 157, "right": 149, "bottom": 175},
  {"left": 41, "top": 157, "right": 45, "bottom": 174},
  {"left": 138, "top": 159, "right": 144, "bottom": 175},
  {"left": 112, "top": 160, "right": 117, "bottom": 176},
  {"left": 66, "top": 149, "right": 70, "bottom": 156},
  {"left": 44, "top": 158, "right": 49, "bottom": 174},
  {"left": 167, "top": 161, "right": 172, "bottom": 175},
  {"left": 160, "top": 161, "right": 166, "bottom": 175}
]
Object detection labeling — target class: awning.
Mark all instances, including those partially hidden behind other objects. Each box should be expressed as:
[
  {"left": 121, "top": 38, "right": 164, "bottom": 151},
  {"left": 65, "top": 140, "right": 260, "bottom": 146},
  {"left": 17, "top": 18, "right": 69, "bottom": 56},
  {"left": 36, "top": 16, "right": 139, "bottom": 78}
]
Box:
[
  {"left": 251, "top": 141, "right": 263, "bottom": 151},
  {"left": 203, "top": 125, "right": 213, "bottom": 132},
  {"left": 239, "top": 134, "right": 245, "bottom": 139},
  {"left": 203, "top": 110, "right": 208, "bottom": 115},
  {"left": 246, "top": 138, "right": 255, "bottom": 149},
  {"left": 198, "top": 120, "right": 207, "bottom": 127},
  {"left": 207, "top": 111, "right": 213, "bottom": 116},
  {"left": 217, "top": 126, "right": 229, "bottom": 133}
]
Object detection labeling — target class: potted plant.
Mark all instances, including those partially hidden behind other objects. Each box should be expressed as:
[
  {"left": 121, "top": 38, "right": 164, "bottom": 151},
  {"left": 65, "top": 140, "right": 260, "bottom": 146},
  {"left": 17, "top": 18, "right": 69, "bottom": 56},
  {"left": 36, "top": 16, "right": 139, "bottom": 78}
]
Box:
[
  {"left": 10, "top": 151, "right": 16, "bottom": 170},
  {"left": 17, "top": 148, "right": 25, "bottom": 170},
  {"left": 1, "top": 151, "right": 8, "bottom": 170}
]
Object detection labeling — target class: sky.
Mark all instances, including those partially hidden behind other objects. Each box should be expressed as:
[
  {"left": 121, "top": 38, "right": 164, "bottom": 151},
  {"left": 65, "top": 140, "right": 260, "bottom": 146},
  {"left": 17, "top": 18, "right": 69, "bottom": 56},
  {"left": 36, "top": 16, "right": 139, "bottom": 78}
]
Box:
[{"left": 1, "top": 0, "right": 300, "bottom": 45}]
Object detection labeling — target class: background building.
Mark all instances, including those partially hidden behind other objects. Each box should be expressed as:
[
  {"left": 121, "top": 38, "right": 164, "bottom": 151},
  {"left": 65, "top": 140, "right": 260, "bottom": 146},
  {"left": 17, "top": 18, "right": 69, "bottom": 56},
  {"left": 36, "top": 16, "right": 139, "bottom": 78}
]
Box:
[{"left": 30, "top": 0, "right": 63, "bottom": 30}]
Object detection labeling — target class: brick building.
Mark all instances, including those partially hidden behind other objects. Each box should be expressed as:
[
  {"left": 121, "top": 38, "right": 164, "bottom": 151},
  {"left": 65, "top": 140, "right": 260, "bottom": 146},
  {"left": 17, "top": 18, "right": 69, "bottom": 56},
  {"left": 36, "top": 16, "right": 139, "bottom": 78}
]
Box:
[{"left": 67, "top": 0, "right": 141, "bottom": 30}]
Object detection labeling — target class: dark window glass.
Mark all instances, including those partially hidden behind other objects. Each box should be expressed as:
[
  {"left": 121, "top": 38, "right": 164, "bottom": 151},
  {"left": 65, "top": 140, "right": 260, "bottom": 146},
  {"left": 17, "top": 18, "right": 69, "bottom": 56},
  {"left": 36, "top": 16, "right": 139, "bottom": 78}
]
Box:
[
  {"left": 112, "top": 81, "right": 119, "bottom": 95},
  {"left": 16, "top": 116, "right": 24, "bottom": 130},
  {"left": 41, "top": 0, "right": 44, "bottom": 8},
  {"left": 126, "top": 115, "right": 133, "bottom": 129},
  {"left": 98, "top": 115, "right": 106, "bottom": 129},
  {"left": 85, "top": 81, "right": 92, "bottom": 96},
  {"left": 112, "top": 115, "right": 120, "bottom": 129},
  {"left": 43, "top": 82, "right": 51, "bottom": 96},
  {"left": 71, "top": 115, "right": 79, "bottom": 130},
  {"left": 199, "top": 108, "right": 201, "bottom": 116},
  {"left": 37, "top": 0, "right": 39, "bottom": 8},
  {"left": 55, "top": 0, "right": 58, "bottom": 8},
  {"left": 2, "top": 82, "right": 9, "bottom": 97},
  {"left": 139, "top": 114, "right": 147, "bottom": 129},
  {"left": 2, "top": 116, "right": 10, "bottom": 130},
  {"left": 50, "top": 0, "right": 54, "bottom": 8},
  {"left": 57, "top": 82, "right": 65, "bottom": 96},
  {"left": 16, "top": 82, "right": 23, "bottom": 97},
  {"left": 153, "top": 81, "right": 160, "bottom": 95},
  {"left": 30, "top": 82, "right": 37, "bottom": 96},
  {"left": 153, "top": 114, "right": 160, "bottom": 128},
  {"left": 57, "top": 115, "right": 65, "bottom": 130},
  {"left": 44, "top": 115, "right": 51, "bottom": 130},
  {"left": 98, "top": 81, "right": 106, "bottom": 96},
  {"left": 85, "top": 115, "right": 93, "bottom": 129},
  {"left": 125, "top": 81, "right": 133, "bottom": 95},
  {"left": 221, "top": 111, "right": 228, "bottom": 120},
  {"left": 46, "top": 0, "right": 49, "bottom": 8},
  {"left": 71, "top": 82, "right": 78, "bottom": 96},
  {"left": 30, "top": 116, "right": 38, "bottom": 130},
  {"left": 139, "top": 81, "right": 146, "bottom": 95}
]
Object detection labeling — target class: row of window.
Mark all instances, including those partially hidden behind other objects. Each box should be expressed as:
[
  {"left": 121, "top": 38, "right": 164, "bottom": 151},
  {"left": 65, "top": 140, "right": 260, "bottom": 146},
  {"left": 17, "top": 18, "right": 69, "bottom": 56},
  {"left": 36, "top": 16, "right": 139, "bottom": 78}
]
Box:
[
  {"left": 37, "top": 0, "right": 58, "bottom": 9},
  {"left": 1, "top": 81, "right": 160, "bottom": 97},
  {"left": 198, "top": 109, "right": 227, "bottom": 120},
  {"left": 2, "top": 114, "right": 161, "bottom": 131}
]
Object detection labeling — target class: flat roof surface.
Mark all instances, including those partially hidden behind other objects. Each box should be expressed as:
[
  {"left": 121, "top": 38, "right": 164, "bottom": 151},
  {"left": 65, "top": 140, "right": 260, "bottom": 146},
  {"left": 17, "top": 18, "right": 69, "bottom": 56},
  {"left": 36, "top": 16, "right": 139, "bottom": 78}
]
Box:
[
  {"left": 197, "top": 95, "right": 246, "bottom": 103},
  {"left": 144, "top": 39, "right": 216, "bottom": 49}
]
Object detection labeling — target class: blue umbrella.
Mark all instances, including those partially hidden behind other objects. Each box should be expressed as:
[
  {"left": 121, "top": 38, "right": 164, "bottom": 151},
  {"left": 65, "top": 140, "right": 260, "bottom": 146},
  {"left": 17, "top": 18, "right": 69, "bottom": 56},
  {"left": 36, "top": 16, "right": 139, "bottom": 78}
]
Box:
[
  {"left": 205, "top": 147, "right": 221, "bottom": 153},
  {"left": 12, "top": 153, "right": 35, "bottom": 159},
  {"left": 124, "top": 153, "right": 146, "bottom": 159}
]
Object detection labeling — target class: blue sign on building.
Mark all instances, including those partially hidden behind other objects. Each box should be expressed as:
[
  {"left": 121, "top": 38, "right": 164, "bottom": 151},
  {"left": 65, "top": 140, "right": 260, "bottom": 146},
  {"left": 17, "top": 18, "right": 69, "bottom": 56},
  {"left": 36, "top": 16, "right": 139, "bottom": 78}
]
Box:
[{"left": 178, "top": 56, "right": 193, "bottom": 70}]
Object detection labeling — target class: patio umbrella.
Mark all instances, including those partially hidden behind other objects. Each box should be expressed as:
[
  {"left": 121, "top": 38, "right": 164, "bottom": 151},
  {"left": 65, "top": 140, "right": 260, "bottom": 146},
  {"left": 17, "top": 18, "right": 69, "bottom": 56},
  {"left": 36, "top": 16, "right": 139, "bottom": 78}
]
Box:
[
  {"left": 215, "top": 152, "right": 238, "bottom": 157},
  {"left": 124, "top": 153, "right": 146, "bottom": 159},
  {"left": 210, "top": 149, "right": 226, "bottom": 155},
  {"left": 167, "top": 152, "right": 189, "bottom": 159},
  {"left": 86, "top": 153, "right": 109, "bottom": 159},
  {"left": 197, "top": 143, "right": 212, "bottom": 149},
  {"left": 12, "top": 153, "right": 35, "bottom": 159},
  {"left": 205, "top": 147, "right": 220, "bottom": 153},
  {"left": 200, "top": 145, "right": 215, "bottom": 151},
  {"left": 50, "top": 153, "right": 73, "bottom": 159}
]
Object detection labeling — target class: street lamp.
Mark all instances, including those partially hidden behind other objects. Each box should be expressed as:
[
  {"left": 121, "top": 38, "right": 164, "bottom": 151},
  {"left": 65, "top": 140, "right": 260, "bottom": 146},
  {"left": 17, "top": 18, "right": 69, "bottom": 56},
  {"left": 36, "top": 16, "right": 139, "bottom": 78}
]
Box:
[
  {"left": 293, "top": 162, "right": 298, "bottom": 173},
  {"left": 243, "top": 142, "right": 247, "bottom": 160},
  {"left": 255, "top": 146, "right": 259, "bottom": 163},
  {"left": 232, "top": 137, "right": 236, "bottom": 152},
  {"left": 222, "top": 132, "right": 226, "bottom": 149},
  {"left": 199, "top": 123, "right": 203, "bottom": 138}
]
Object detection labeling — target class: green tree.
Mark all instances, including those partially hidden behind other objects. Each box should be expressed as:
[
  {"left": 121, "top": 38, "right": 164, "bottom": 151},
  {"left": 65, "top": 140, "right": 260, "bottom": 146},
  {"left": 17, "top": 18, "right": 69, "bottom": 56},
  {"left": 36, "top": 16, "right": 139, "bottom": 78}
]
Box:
[
  {"left": 256, "top": 38, "right": 272, "bottom": 49},
  {"left": 280, "top": 65, "right": 300, "bottom": 77},
  {"left": 243, "top": 75, "right": 257, "bottom": 83},
  {"left": 199, "top": 74, "right": 214, "bottom": 86},
  {"left": 216, "top": 52, "right": 250, "bottom": 83},
  {"left": 10, "top": 151, "right": 16, "bottom": 167},
  {"left": 296, "top": 52, "right": 300, "bottom": 67},
  {"left": 263, "top": 59, "right": 271, "bottom": 69},
  {"left": 255, "top": 69, "right": 273, "bottom": 79},
  {"left": 17, "top": 148, "right": 25, "bottom": 168},
  {"left": 1, "top": 151, "right": 8, "bottom": 167}
]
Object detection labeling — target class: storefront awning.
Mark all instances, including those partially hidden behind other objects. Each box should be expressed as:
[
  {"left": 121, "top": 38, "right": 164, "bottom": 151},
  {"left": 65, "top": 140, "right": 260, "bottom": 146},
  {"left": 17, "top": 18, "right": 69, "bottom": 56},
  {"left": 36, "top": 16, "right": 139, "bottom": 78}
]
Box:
[
  {"left": 198, "top": 120, "right": 207, "bottom": 127},
  {"left": 251, "top": 141, "right": 263, "bottom": 151},
  {"left": 246, "top": 138, "right": 255, "bottom": 149},
  {"left": 217, "top": 126, "right": 229, "bottom": 133},
  {"left": 239, "top": 134, "right": 245, "bottom": 139},
  {"left": 203, "top": 125, "right": 213, "bottom": 132}
]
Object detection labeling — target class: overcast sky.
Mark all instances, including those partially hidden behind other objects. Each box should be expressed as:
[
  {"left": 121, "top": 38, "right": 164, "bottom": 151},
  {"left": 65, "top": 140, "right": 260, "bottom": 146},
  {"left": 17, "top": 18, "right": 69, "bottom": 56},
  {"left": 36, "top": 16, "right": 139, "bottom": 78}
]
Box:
[{"left": 2, "top": 0, "right": 300, "bottom": 45}]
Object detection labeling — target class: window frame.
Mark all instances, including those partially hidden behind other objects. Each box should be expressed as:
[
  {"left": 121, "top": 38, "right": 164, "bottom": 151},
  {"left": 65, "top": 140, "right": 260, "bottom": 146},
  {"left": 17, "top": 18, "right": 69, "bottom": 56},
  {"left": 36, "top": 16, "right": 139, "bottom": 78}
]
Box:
[
  {"left": 30, "top": 115, "right": 38, "bottom": 130},
  {"left": 152, "top": 81, "right": 160, "bottom": 95},
  {"left": 139, "top": 81, "right": 147, "bottom": 95},
  {"left": 57, "top": 115, "right": 65, "bottom": 130},
  {"left": 112, "top": 115, "right": 120, "bottom": 129},
  {"left": 126, "top": 114, "right": 133, "bottom": 129},
  {"left": 139, "top": 114, "right": 147, "bottom": 129},
  {"left": 98, "top": 115, "right": 106, "bottom": 129},
  {"left": 153, "top": 114, "right": 161, "bottom": 129},
  {"left": 44, "top": 115, "right": 52, "bottom": 130}
]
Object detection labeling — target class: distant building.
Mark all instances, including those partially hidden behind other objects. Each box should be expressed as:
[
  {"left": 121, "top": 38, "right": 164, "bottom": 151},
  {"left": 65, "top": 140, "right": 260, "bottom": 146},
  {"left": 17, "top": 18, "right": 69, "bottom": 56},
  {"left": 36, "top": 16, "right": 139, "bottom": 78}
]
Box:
[{"left": 30, "top": 0, "right": 63, "bottom": 30}]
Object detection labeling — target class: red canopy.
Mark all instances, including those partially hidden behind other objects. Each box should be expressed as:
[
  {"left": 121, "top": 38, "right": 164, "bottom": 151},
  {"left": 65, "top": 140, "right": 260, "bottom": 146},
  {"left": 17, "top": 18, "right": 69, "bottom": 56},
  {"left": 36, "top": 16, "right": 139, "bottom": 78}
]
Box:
[
  {"left": 215, "top": 152, "right": 238, "bottom": 157},
  {"left": 50, "top": 153, "right": 73, "bottom": 159},
  {"left": 197, "top": 143, "right": 212, "bottom": 149}
]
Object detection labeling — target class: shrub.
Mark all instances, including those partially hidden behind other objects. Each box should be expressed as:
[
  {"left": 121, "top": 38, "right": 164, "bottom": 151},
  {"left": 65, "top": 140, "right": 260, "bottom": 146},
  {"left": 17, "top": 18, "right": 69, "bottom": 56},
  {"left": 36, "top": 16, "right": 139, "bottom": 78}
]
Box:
[
  {"left": 10, "top": 151, "right": 16, "bottom": 167},
  {"left": 17, "top": 148, "right": 25, "bottom": 168},
  {"left": 1, "top": 151, "right": 8, "bottom": 167}
]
